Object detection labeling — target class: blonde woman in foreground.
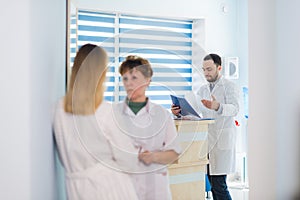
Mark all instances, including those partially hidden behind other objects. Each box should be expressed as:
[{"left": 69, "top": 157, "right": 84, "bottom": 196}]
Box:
[{"left": 53, "top": 44, "right": 138, "bottom": 200}]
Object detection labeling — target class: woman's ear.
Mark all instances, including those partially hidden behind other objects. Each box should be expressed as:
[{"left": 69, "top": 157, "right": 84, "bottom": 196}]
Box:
[
  {"left": 146, "top": 78, "right": 151, "bottom": 86},
  {"left": 99, "top": 69, "right": 107, "bottom": 83}
]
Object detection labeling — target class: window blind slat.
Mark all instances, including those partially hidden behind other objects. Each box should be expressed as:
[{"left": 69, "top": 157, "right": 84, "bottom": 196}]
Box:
[
  {"left": 120, "top": 28, "right": 192, "bottom": 38},
  {"left": 120, "top": 18, "right": 192, "bottom": 29},
  {"left": 119, "top": 48, "right": 192, "bottom": 56}
]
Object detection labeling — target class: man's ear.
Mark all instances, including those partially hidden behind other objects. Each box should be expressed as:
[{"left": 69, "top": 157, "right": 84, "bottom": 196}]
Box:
[{"left": 218, "top": 65, "right": 222, "bottom": 71}]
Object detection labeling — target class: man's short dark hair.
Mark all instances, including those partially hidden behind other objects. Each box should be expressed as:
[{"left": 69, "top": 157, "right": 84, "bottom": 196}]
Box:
[{"left": 203, "top": 54, "right": 222, "bottom": 66}]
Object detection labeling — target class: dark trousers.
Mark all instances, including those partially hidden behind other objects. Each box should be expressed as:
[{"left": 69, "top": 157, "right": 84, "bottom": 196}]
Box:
[{"left": 207, "top": 165, "right": 232, "bottom": 200}]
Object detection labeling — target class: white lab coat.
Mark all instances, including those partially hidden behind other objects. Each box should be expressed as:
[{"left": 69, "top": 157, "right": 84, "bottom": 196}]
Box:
[
  {"left": 53, "top": 100, "right": 138, "bottom": 200},
  {"left": 197, "top": 76, "right": 239, "bottom": 175},
  {"left": 110, "top": 100, "right": 182, "bottom": 200}
]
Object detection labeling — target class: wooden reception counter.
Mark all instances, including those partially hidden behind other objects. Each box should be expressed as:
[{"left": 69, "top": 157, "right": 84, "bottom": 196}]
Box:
[{"left": 168, "top": 119, "right": 214, "bottom": 200}]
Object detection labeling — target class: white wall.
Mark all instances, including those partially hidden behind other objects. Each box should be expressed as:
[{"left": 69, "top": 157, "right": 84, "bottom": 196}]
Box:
[
  {"left": 276, "top": 0, "right": 300, "bottom": 198},
  {"left": 249, "top": 0, "right": 300, "bottom": 199},
  {"left": 0, "top": 0, "right": 66, "bottom": 199},
  {"left": 237, "top": 0, "right": 248, "bottom": 88},
  {"left": 248, "top": 0, "right": 277, "bottom": 198},
  {"left": 0, "top": 2, "right": 31, "bottom": 199}
]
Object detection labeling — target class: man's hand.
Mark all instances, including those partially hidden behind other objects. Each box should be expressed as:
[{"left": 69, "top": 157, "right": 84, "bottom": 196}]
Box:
[
  {"left": 201, "top": 95, "right": 220, "bottom": 111},
  {"left": 171, "top": 104, "right": 181, "bottom": 116}
]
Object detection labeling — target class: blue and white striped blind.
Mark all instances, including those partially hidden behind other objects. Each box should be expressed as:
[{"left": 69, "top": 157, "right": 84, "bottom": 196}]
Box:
[
  {"left": 118, "top": 15, "right": 192, "bottom": 108},
  {"left": 70, "top": 14, "right": 77, "bottom": 68},
  {"left": 74, "top": 10, "right": 193, "bottom": 107}
]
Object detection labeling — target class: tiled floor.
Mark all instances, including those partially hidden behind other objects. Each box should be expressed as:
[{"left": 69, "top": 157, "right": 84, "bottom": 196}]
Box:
[{"left": 229, "top": 187, "right": 249, "bottom": 200}]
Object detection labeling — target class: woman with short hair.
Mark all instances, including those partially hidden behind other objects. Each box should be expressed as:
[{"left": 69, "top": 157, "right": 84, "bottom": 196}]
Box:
[{"left": 111, "top": 55, "right": 182, "bottom": 200}]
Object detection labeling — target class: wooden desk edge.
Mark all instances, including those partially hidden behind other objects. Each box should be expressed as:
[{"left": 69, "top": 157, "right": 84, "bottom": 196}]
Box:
[
  {"left": 174, "top": 119, "right": 215, "bottom": 126},
  {"left": 168, "top": 159, "right": 209, "bottom": 169}
]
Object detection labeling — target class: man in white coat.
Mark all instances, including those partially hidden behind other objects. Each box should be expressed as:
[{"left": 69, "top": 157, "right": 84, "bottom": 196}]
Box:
[
  {"left": 172, "top": 53, "right": 239, "bottom": 200},
  {"left": 200, "top": 53, "right": 239, "bottom": 200}
]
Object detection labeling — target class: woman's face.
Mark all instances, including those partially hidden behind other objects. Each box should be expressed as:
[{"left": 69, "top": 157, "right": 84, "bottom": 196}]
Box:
[{"left": 122, "top": 68, "right": 150, "bottom": 102}]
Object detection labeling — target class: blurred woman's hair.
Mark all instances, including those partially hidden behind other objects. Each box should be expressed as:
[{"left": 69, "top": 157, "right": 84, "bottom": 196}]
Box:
[
  {"left": 119, "top": 55, "right": 153, "bottom": 78},
  {"left": 64, "top": 44, "right": 108, "bottom": 115}
]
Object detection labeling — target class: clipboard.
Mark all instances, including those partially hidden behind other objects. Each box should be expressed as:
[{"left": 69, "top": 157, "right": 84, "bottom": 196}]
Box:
[{"left": 170, "top": 95, "right": 203, "bottom": 119}]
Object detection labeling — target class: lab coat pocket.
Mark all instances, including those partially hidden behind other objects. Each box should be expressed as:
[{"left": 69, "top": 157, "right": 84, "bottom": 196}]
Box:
[{"left": 217, "top": 128, "right": 235, "bottom": 150}]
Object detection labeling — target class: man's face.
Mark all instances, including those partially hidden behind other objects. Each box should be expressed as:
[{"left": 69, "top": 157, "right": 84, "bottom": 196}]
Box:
[{"left": 202, "top": 59, "right": 221, "bottom": 82}]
